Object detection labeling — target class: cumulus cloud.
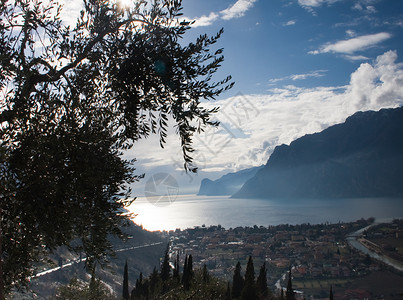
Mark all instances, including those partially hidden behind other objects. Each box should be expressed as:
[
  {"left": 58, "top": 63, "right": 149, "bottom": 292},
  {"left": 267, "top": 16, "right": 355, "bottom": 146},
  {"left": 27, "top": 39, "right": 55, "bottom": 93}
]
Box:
[
  {"left": 346, "top": 50, "right": 403, "bottom": 110},
  {"left": 310, "top": 32, "right": 392, "bottom": 55},
  {"left": 134, "top": 51, "right": 403, "bottom": 172},
  {"left": 194, "top": 50, "right": 403, "bottom": 171},
  {"left": 129, "top": 51, "right": 403, "bottom": 192},
  {"left": 133, "top": 51, "right": 403, "bottom": 173}
]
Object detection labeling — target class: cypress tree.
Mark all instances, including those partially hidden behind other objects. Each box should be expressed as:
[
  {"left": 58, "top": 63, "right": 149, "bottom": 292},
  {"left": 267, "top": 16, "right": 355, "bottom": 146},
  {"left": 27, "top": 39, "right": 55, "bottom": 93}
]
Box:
[
  {"left": 149, "top": 267, "right": 159, "bottom": 294},
  {"left": 89, "top": 268, "right": 97, "bottom": 294},
  {"left": 161, "top": 243, "right": 171, "bottom": 282},
  {"left": 132, "top": 279, "right": 139, "bottom": 299},
  {"left": 173, "top": 253, "right": 180, "bottom": 281},
  {"left": 202, "top": 264, "right": 210, "bottom": 283},
  {"left": 241, "top": 256, "right": 257, "bottom": 300},
  {"left": 225, "top": 282, "right": 231, "bottom": 300},
  {"left": 256, "top": 262, "right": 268, "bottom": 298},
  {"left": 232, "top": 261, "right": 244, "bottom": 299},
  {"left": 188, "top": 254, "right": 194, "bottom": 281},
  {"left": 183, "top": 254, "right": 194, "bottom": 290},
  {"left": 130, "top": 287, "right": 135, "bottom": 300},
  {"left": 329, "top": 285, "right": 334, "bottom": 300},
  {"left": 182, "top": 255, "right": 188, "bottom": 284},
  {"left": 285, "top": 266, "right": 295, "bottom": 300},
  {"left": 135, "top": 272, "right": 144, "bottom": 298},
  {"left": 123, "top": 261, "right": 129, "bottom": 300}
]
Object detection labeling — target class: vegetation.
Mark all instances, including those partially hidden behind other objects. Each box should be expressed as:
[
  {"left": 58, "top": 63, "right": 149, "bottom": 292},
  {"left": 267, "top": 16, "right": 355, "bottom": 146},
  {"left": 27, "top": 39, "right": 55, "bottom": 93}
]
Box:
[
  {"left": 285, "top": 266, "right": 295, "bottom": 300},
  {"left": 123, "top": 261, "right": 130, "bottom": 300},
  {"left": 232, "top": 261, "right": 244, "bottom": 299},
  {"left": 47, "top": 219, "right": 402, "bottom": 299},
  {"left": 241, "top": 256, "right": 257, "bottom": 300},
  {"left": 54, "top": 274, "right": 114, "bottom": 300},
  {"left": 0, "top": 0, "right": 233, "bottom": 295},
  {"left": 256, "top": 262, "right": 271, "bottom": 299},
  {"left": 122, "top": 255, "right": 276, "bottom": 300},
  {"left": 36, "top": 218, "right": 395, "bottom": 299}
]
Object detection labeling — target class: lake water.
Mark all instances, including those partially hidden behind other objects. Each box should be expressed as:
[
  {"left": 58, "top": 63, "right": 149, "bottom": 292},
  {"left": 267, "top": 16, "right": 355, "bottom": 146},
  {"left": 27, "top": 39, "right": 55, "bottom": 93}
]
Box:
[{"left": 127, "top": 195, "right": 403, "bottom": 231}]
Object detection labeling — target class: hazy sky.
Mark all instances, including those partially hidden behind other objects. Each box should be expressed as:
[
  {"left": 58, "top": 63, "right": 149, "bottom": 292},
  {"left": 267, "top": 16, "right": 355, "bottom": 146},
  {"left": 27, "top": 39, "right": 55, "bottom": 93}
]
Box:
[{"left": 61, "top": 0, "right": 403, "bottom": 194}]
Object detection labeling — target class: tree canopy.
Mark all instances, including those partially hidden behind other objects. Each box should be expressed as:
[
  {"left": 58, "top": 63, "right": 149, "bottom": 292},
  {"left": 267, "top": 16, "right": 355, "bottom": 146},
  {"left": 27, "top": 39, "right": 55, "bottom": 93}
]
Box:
[{"left": 0, "top": 0, "right": 233, "bottom": 294}]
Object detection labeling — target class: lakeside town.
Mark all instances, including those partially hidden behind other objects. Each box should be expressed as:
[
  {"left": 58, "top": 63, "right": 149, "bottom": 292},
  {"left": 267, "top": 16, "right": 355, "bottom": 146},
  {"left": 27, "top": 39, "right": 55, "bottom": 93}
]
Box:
[{"left": 165, "top": 218, "right": 403, "bottom": 299}]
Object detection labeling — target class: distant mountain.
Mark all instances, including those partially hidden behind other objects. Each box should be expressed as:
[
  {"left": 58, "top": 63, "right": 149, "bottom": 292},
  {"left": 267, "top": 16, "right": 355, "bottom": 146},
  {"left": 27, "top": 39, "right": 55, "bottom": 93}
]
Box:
[
  {"left": 233, "top": 107, "right": 403, "bottom": 199},
  {"left": 198, "top": 166, "right": 264, "bottom": 196}
]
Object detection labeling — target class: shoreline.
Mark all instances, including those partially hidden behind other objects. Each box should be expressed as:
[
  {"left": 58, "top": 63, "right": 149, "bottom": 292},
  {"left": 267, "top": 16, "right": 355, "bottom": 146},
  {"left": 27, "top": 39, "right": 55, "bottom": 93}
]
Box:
[{"left": 346, "top": 219, "right": 403, "bottom": 272}]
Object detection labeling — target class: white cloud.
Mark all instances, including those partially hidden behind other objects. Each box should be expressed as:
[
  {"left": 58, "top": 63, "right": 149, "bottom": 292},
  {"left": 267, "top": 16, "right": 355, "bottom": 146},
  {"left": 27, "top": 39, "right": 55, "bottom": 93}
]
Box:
[
  {"left": 283, "top": 20, "right": 297, "bottom": 26},
  {"left": 346, "top": 29, "right": 356, "bottom": 37},
  {"left": 184, "top": 0, "right": 257, "bottom": 27},
  {"left": 270, "top": 70, "right": 327, "bottom": 83},
  {"left": 290, "top": 70, "right": 327, "bottom": 80},
  {"left": 310, "top": 32, "right": 392, "bottom": 55},
  {"left": 346, "top": 50, "right": 403, "bottom": 111},
  {"left": 190, "top": 12, "right": 220, "bottom": 28},
  {"left": 353, "top": 1, "right": 377, "bottom": 13},
  {"left": 129, "top": 51, "right": 403, "bottom": 192},
  {"left": 344, "top": 54, "right": 370, "bottom": 61},
  {"left": 298, "top": 0, "right": 325, "bottom": 7},
  {"left": 297, "top": 0, "right": 342, "bottom": 15},
  {"left": 221, "top": 0, "right": 257, "bottom": 20},
  {"left": 193, "top": 50, "right": 403, "bottom": 171},
  {"left": 366, "top": 6, "right": 377, "bottom": 13},
  {"left": 353, "top": 3, "right": 364, "bottom": 10},
  {"left": 298, "top": 0, "right": 340, "bottom": 8}
]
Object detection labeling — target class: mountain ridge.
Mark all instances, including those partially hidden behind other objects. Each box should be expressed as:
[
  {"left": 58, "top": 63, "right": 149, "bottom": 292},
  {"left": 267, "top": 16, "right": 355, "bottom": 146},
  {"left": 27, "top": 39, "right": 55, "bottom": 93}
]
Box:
[
  {"left": 233, "top": 106, "right": 403, "bottom": 199},
  {"left": 198, "top": 165, "right": 264, "bottom": 196}
]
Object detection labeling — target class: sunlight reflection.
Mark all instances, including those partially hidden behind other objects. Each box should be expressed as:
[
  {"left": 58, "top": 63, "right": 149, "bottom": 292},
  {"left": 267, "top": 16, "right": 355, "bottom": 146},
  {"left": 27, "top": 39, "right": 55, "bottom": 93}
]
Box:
[
  {"left": 126, "top": 195, "right": 221, "bottom": 232},
  {"left": 128, "top": 198, "right": 169, "bottom": 231},
  {"left": 127, "top": 196, "right": 186, "bottom": 231},
  {"left": 126, "top": 195, "right": 403, "bottom": 232}
]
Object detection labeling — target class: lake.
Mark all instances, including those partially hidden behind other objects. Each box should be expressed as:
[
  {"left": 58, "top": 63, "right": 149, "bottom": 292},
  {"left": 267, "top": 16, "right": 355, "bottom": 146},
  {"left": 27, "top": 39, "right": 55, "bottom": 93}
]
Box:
[{"left": 126, "top": 195, "right": 403, "bottom": 231}]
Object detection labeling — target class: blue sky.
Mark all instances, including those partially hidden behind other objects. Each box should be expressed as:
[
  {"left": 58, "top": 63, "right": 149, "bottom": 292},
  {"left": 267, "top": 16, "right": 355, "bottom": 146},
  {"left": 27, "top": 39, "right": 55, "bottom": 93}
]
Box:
[
  {"left": 62, "top": 0, "right": 403, "bottom": 194},
  {"left": 179, "top": 0, "right": 403, "bottom": 96}
]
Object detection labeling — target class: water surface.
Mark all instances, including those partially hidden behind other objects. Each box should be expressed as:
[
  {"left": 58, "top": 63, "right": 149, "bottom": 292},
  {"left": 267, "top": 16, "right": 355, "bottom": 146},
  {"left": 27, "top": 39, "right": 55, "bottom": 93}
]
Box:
[{"left": 127, "top": 195, "right": 403, "bottom": 231}]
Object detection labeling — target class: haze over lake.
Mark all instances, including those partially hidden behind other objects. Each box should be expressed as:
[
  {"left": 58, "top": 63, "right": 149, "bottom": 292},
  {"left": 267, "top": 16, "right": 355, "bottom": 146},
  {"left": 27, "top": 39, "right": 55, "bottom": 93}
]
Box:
[{"left": 128, "top": 195, "right": 403, "bottom": 231}]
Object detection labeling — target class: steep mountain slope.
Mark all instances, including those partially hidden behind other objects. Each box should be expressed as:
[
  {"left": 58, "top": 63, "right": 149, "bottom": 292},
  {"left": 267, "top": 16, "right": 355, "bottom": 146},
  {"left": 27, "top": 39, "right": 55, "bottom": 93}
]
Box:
[
  {"left": 198, "top": 166, "right": 264, "bottom": 196},
  {"left": 233, "top": 107, "right": 403, "bottom": 199}
]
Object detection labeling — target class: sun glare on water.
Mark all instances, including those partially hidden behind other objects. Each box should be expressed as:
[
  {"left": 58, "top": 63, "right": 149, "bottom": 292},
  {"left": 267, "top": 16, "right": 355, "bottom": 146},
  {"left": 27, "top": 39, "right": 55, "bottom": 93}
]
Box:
[
  {"left": 126, "top": 195, "right": 204, "bottom": 232},
  {"left": 127, "top": 197, "right": 178, "bottom": 232}
]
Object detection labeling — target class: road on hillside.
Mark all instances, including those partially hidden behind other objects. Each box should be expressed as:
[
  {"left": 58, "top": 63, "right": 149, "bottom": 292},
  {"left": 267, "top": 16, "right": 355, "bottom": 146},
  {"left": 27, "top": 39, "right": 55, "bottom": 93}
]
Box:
[{"left": 33, "top": 242, "right": 164, "bottom": 278}]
